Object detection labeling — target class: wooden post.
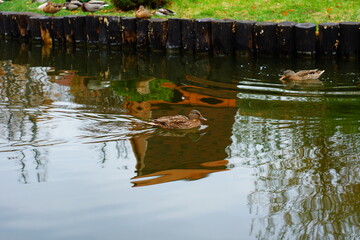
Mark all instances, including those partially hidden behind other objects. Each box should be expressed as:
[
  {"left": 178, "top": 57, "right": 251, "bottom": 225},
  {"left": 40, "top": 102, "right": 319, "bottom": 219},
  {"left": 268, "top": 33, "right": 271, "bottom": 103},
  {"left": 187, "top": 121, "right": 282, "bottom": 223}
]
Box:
[
  {"left": 98, "top": 15, "right": 108, "bottom": 46},
  {"left": 295, "top": 23, "right": 316, "bottom": 55},
  {"left": 318, "top": 22, "right": 339, "bottom": 55},
  {"left": 338, "top": 22, "right": 360, "bottom": 57},
  {"left": 39, "top": 17, "right": 53, "bottom": 46},
  {"left": 181, "top": 19, "right": 195, "bottom": 52},
  {"left": 211, "top": 19, "right": 235, "bottom": 55},
  {"left": 107, "top": 16, "right": 122, "bottom": 48},
  {"left": 63, "top": 16, "right": 76, "bottom": 46},
  {"left": 74, "top": 16, "right": 86, "bottom": 46},
  {"left": 167, "top": 18, "right": 182, "bottom": 52},
  {"left": 29, "top": 16, "right": 43, "bottom": 42},
  {"left": 254, "top": 22, "right": 277, "bottom": 54},
  {"left": 85, "top": 15, "right": 100, "bottom": 46},
  {"left": 52, "top": 17, "right": 65, "bottom": 46},
  {"left": 277, "top": 21, "right": 296, "bottom": 55},
  {"left": 10, "top": 13, "right": 21, "bottom": 39},
  {"left": 16, "top": 12, "right": 35, "bottom": 40},
  {"left": 195, "top": 18, "right": 212, "bottom": 53},
  {"left": 121, "top": 17, "right": 137, "bottom": 49},
  {"left": 136, "top": 18, "right": 149, "bottom": 50},
  {"left": 2, "top": 12, "right": 14, "bottom": 39},
  {"left": 148, "top": 18, "right": 168, "bottom": 52},
  {"left": 0, "top": 12, "right": 4, "bottom": 38},
  {"left": 235, "top": 20, "right": 256, "bottom": 54}
]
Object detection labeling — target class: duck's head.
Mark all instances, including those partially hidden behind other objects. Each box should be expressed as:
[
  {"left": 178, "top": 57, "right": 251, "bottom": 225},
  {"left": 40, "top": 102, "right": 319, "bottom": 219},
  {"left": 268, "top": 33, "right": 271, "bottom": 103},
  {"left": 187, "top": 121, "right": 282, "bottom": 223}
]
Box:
[
  {"left": 138, "top": 5, "right": 145, "bottom": 11},
  {"left": 280, "top": 70, "right": 295, "bottom": 80},
  {"left": 189, "top": 110, "right": 207, "bottom": 121}
]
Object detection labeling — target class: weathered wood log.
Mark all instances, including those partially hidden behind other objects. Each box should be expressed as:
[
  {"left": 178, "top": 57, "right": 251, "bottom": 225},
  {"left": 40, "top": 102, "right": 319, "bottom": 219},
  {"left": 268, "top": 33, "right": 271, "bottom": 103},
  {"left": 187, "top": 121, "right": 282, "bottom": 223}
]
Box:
[
  {"left": 136, "top": 18, "right": 149, "bottom": 50},
  {"left": 148, "top": 18, "right": 168, "bottom": 52},
  {"left": 338, "top": 22, "right": 360, "bottom": 57},
  {"left": 29, "top": 16, "right": 43, "bottom": 42},
  {"left": 39, "top": 17, "right": 53, "bottom": 46},
  {"left": 277, "top": 21, "right": 296, "bottom": 55},
  {"left": 0, "top": 12, "right": 4, "bottom": 38},
  {"left": 166, "top": 18, "right": 181, "bottom": 52},
  {"left": 254, "top": 22, "right": 277, "bottom": 54},
  {"left": 63, "top": 16, "right": 76, "bottom": 45},
  {"left": 318, "top": 22, "right": 339, "bottom": 55},
  {"left": 2, "top": 12, "right": 14, "bottom": 39},
  {"left": 16, "top": 12, "right": 34, "bottom": 40},
  {"left": 235, "top": 20, "right": 256, "bottom": 53},
  {"left": 52, "top": 17, "right": 65, "bottom": 46},
  {"left": 181, "top": 19, "right": 195, "bottom": 52},
  {"left": 85, "top": 15, "right": 100, "bottom": 46},
  {"left": 107, "top": 16, "right": 122, "bottom": 47},
  {"left": 74, "top": 16, "right": 86, "bottom": 46},
  {"left": 295, "top": 23, "right": 316, "bottom": 55},
  {"left": 195, "top": 18, "right": 212, "bottom": 53},
  {"left": 9, "top": 13, "right": 21, "bottom": 39},
  {"left": 212, "top": 19, "right": 235, "bottom": 55},
  {"left": 121, "top": 17, "right": 137, "bottom": 49},
  {"left": 98, "top": 16, "right": 108, "bottom": 46}
]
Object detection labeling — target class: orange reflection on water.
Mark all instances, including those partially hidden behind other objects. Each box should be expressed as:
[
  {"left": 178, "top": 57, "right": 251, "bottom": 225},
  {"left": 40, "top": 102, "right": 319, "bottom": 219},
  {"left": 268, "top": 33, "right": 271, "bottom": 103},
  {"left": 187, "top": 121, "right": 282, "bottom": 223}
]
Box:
[{"left": 131, "top": 160, "right": 229, "bottom": 187}]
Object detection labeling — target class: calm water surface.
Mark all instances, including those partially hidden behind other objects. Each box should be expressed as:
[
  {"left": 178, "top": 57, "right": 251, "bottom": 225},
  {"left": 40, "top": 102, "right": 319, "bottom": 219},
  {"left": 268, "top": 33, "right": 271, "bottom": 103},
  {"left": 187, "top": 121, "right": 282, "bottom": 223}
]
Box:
[{"left": 0, "top": 41, "right": 359, "bottom": 240}]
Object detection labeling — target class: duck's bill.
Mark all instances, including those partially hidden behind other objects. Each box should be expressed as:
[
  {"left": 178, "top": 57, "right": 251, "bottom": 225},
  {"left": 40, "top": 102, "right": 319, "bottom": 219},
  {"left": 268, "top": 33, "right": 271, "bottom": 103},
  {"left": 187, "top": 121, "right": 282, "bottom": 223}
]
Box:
[{"left": 200, "top": 116, "right": 207, "bottom": 121}]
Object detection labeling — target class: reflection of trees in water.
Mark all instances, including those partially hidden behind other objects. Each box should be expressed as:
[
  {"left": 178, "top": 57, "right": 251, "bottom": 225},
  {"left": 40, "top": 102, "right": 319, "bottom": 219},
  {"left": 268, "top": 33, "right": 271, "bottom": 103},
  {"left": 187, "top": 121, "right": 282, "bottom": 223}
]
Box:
[
  {"left": 0, "top": 61, "right": 65, "bottom": 183},
  {"left": 228, "top": 107, "right": 360, "bottom": 239}
]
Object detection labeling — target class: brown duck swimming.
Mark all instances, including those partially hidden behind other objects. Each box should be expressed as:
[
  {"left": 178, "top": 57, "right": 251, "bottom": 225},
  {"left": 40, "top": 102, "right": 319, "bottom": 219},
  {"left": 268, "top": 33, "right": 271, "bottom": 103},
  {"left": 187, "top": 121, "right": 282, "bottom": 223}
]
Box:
[
  {"left": 149, "top": 110, "right": 207, "bottom": 129},
  {"left": 280, "top": 69, "right": 325, "bottom": 82}
]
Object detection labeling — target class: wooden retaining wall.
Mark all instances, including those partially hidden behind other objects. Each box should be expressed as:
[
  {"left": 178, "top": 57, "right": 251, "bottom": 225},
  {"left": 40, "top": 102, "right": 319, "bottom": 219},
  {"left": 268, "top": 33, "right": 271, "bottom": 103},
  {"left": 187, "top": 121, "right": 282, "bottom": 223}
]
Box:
[{"left": 0, "top": 11, "right": 359, "bottom": 57}]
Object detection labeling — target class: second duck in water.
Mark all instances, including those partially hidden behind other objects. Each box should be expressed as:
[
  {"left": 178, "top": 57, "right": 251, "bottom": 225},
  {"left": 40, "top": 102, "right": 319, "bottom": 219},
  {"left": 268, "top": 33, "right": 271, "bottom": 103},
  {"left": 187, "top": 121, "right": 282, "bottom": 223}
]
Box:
[
  {"left": 280, "top": 69, "right": 325, "bottom": 82},
  {"left": 148, "top": 110, "right": 207, "bottom": 129}
]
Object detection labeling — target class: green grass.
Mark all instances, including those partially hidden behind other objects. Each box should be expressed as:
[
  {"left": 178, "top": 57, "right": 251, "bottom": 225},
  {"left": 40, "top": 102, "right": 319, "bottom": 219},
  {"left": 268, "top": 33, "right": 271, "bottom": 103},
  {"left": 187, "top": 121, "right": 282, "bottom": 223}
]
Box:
[{"left": 1, "top": 0, "right": 359, "bottom": 23}]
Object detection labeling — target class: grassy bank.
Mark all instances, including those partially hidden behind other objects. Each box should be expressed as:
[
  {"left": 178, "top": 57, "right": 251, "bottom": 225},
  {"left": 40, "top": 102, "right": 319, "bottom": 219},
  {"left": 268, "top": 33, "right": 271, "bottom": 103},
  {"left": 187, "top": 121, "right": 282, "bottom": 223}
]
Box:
[{"left": 1, "top": 0, "right": 359, "bottom": 23}]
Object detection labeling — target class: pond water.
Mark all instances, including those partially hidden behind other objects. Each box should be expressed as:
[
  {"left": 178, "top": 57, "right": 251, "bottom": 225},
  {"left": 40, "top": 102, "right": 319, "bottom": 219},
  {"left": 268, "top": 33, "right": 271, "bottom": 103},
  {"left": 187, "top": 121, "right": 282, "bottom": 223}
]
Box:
[{"left": 0, "top": 40, "right": 359, "bottom": 240}]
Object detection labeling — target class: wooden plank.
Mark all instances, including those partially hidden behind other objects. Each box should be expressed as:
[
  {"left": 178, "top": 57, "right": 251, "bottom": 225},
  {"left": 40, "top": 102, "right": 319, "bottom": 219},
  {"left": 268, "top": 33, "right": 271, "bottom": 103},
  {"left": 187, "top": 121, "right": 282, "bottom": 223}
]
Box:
[
  {"left": 149, "top": 18, "right": 168, "bottom": 52},
  {"left": 295, "top": 23, "right": 316, "bottom": 55},
  {"left": 212, "top": 19, "right": 235, "bottom": 55},
  {"left": 277, "top": 21, "right": 296, "bottom": 55},
  {"left": 339, "top": 22, "right": 360, "bottom": 57},
  {"left": 254, "top": 22, "right": 277, "bottom": 54},
  {"left": 195, "top": 18, "right": 213, "bottom": 53},
  {"left": 235, "top": 20, "right": 256, "bottom": 54}
]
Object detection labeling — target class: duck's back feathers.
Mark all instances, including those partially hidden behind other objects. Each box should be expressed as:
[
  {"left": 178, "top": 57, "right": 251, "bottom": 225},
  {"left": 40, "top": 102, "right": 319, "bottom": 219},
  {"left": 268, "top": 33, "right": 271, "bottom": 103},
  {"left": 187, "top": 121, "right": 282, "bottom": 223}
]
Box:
[
  {"left": 81, "top": 0, "right": 108, "bottom": 13},
  {"left": 65, "top": 0, "right": 83, "bottom": 11},
  {"left": 296, "top": 69, "right": 325, "bottom": 79},
  {"left": 149, "top": 110, "right": 206, "bottom": 129},
  {"left": 154, "top": 7, "right": 176, "bottom": 16},
  {"left": 135, "top": 5, "right": 153, "bottom": 18},
  {"left": 280, "top": 69, "right": 325, "bottom": 82}
]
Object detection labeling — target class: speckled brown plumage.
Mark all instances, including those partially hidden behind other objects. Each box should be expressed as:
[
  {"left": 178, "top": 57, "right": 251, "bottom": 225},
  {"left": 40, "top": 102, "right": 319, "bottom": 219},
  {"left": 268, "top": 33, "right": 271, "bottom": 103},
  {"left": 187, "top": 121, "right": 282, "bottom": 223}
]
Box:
[
  {"left": 135, "top": 5, "right": 153, "bottom": 19},
  {"left": 40, "top": 2, "right": 64, "bottom": 16},
  {"left": 280, "top": 69, "right": 325, "bottom": 82},
  {"left": 149, "top": 110, "right": 207, "bottom": 129}
]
